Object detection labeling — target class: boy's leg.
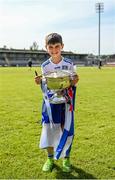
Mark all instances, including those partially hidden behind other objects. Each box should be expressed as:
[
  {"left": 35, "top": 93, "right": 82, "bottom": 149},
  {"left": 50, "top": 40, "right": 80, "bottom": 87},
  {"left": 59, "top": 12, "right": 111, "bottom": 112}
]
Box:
[
  {"left": 47, "top": 147, "right": 54, "bottom": 155},
  {"left": 63, "top": 157, "right": 71, "bottom": 172},
  {"left": 42, "top": 147, "right": 54, "bottom": 172},
  {"left": 62, "top": 146, "right": 72, "bottom": 172}
]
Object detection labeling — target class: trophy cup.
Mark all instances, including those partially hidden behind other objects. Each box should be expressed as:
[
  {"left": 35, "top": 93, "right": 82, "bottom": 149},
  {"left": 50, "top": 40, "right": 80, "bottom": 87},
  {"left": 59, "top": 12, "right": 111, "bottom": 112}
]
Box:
[{"left": 43, "top": 70, "right": 77, "bottom": 104}]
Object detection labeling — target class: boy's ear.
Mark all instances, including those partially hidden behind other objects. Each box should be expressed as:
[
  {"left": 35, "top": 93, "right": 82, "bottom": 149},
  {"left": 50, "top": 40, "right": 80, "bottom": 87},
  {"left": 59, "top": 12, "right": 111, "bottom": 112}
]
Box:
[{"left": 61, "top": 44, "right": 64, "bottom": 49}]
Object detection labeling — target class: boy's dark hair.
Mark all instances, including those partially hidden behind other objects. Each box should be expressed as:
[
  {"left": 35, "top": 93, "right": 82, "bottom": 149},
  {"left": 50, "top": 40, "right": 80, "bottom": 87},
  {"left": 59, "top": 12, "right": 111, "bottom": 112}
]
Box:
[{"left": 45, "top": 33, "right": 63, "bottom": 45}]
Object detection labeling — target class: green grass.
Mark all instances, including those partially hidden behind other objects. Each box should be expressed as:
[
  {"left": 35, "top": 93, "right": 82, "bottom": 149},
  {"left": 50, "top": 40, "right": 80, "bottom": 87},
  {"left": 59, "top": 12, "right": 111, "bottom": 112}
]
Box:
[{"left": 0, "top": 67, "right": 115, "bottom": 179}]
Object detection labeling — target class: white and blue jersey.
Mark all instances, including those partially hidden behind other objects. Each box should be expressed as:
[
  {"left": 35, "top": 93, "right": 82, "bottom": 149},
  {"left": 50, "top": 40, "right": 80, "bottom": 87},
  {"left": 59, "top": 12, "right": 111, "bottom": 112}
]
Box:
[{"left": 41, "top": 57, "right": 74, "bottom": 75}]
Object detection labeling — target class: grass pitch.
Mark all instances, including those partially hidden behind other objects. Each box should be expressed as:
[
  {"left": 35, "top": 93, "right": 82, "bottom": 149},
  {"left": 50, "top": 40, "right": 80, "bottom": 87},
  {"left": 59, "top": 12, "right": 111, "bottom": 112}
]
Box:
[{"left": 0, "top": 67, "right": 115, "bottom": 179}]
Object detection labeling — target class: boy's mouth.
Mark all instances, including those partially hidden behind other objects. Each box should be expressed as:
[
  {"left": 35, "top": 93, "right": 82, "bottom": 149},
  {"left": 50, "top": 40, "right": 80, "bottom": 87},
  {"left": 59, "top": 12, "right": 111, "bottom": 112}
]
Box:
[{"left": 52, "top": 52, "right": 58, "bottom": 55}]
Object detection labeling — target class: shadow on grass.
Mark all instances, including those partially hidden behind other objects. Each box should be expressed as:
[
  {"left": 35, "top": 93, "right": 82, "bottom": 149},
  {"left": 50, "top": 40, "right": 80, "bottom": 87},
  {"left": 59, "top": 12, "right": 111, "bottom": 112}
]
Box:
[{"left": 54, "top": 164, "right": 97, "bottom": 179}]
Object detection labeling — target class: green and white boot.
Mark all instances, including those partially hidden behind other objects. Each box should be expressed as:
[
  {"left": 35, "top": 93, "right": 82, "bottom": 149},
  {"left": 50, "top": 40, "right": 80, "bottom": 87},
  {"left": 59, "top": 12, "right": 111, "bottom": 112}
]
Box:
[
  {"left": 63, "top": 158, "right": 71, "bottom": 172},
  {"left": 42, "top": 157, "right": 54, "bottom": 172}
]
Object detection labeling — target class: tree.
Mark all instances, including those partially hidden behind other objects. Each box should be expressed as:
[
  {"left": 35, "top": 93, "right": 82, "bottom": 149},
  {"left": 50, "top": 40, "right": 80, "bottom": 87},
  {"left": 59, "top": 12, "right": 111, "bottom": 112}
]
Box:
[{"left": 30, "top": 41, "right": 39, "bottom": 50}]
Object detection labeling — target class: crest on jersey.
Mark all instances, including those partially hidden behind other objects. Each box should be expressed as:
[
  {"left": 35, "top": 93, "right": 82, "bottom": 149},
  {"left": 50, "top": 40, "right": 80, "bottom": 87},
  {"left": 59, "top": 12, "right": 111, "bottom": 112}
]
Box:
[
  {"left": 55, "top": 66, "right": 60, "bottom": 69},
  {"left": 62, "top": 65, "right": 68, "bottom": 70}
]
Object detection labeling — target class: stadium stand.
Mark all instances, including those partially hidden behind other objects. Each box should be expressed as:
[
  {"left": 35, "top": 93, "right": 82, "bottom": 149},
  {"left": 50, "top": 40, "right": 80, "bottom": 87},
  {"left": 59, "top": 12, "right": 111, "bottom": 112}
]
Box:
[{"left": 0, "top": 48, "right": 114, "bottom": 67}]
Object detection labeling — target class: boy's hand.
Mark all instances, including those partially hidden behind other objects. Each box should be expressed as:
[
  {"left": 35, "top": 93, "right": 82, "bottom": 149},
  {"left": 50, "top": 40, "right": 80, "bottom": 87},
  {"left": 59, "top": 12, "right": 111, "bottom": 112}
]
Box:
[
  {"left": 35, "top": 75, "right": 42, "bottom": 85},
  {"left": 71, "top": 74, "right": 79, "bottom": 86}
]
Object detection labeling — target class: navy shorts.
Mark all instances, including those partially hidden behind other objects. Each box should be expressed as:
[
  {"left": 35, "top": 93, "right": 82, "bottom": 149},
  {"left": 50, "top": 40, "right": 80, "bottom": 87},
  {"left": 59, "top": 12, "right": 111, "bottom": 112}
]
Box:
[{"left": 42, "top": 102, "right": 65, "bottom": 124}]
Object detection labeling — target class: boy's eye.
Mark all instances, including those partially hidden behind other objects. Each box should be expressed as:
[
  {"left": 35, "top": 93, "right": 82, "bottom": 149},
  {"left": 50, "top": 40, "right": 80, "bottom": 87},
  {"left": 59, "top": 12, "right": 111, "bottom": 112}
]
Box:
[
  {"left": 49, "top": 46, "right": 53, "bottom": 49},
  {"left": 55, "top": 45, "right": 60, "bottom": 48},
  {"left": 48, "top": 45, "right": 60, "bottom": 49}
]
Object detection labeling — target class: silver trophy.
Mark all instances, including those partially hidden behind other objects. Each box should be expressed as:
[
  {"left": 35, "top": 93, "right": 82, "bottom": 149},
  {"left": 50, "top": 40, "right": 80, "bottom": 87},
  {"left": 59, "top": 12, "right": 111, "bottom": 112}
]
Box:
[{"left": 42, "top": 70, "right": 76, "bottom": 104}]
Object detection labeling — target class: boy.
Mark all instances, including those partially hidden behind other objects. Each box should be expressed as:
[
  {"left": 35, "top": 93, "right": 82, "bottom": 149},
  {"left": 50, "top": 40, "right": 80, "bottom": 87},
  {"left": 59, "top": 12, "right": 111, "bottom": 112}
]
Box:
[{"left": 35, "top": 33, "right": 79, "bottom": 172}]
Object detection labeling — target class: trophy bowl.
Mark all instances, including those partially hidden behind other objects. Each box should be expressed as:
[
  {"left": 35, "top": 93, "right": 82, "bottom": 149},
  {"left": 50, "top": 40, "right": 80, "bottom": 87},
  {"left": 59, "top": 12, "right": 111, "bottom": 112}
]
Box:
[
  {"left": 44, "top": 70, "right": 71, "bottom": 90},
  {"left": 43, "top": 70, "right": 76, "bottom": 104}
]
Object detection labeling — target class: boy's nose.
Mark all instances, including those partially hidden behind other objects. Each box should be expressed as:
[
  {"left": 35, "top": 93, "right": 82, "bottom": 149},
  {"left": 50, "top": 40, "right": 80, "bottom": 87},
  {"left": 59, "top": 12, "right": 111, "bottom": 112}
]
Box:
[
  {"left": 52, "top": 47, "right": 57, "bottom": 51},
  {"left": 52, "top": 49, "right": 57, "bottom": 53}
]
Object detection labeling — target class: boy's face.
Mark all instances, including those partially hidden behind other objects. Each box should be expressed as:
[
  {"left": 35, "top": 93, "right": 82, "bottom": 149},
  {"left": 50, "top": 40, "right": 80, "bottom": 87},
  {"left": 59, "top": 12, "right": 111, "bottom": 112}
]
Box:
[{"left": 46, "top": 43, "right": 64, "bottom": 58}]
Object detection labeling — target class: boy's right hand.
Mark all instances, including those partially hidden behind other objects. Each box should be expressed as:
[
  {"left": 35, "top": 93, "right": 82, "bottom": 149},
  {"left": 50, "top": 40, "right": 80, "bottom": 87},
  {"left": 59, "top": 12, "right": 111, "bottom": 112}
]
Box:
[{"left": 35, "top": 75, "right": 42, "bottom": 85}]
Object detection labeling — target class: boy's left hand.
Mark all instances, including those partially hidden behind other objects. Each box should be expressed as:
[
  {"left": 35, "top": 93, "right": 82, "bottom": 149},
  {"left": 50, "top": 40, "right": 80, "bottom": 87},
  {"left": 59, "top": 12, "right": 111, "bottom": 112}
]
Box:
[{"left": 71, "top": 74, "right": 79, "bottom": 86}]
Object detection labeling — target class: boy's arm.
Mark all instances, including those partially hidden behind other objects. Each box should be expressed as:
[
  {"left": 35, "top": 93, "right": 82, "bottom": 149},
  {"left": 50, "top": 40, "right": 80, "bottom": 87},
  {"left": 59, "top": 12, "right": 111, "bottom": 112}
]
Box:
[
  {"left": 34, "top": 67, "right": 43, "bottom": 85},
  {"left": 35, "top": 75, "right": 42, "bottom": 85},
  {"left": 71, "top": 74, "right": 79, "bottom": 86}
]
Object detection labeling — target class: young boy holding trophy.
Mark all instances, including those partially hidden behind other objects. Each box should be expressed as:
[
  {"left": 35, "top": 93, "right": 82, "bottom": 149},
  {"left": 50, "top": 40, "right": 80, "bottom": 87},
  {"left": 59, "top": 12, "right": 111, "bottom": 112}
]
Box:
[{"left": 35, "top": 33, "right": 79, "bottom": 172}]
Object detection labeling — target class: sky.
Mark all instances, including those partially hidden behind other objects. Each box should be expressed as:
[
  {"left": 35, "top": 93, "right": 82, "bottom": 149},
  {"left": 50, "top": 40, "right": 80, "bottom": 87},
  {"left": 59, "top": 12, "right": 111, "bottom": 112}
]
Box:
[{"left": 0, "top": 0, "right": 115, "bottom": 55}]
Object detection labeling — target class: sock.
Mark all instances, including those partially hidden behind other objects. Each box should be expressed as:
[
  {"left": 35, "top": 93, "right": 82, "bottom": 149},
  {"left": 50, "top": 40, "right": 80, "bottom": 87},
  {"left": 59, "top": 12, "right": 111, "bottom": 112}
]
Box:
[
  {"left": 48, "top": 154, "right": 53, "bottom": 158},
  {"left": 64, "top": 156, "right": 70, "bottom": 159}
]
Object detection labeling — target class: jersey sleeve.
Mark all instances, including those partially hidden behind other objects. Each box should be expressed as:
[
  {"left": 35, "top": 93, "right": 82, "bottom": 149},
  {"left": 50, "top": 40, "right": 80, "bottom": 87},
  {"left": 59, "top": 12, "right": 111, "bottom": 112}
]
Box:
[
  {"left": 41, "top": 64, "right": 48, "bottom": 75},
  {"left": 41, "top": 66, "right": 44, "bottom": 74},
  {"left": 70, "top": 62, "right": 74, "bottom": 72}
]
